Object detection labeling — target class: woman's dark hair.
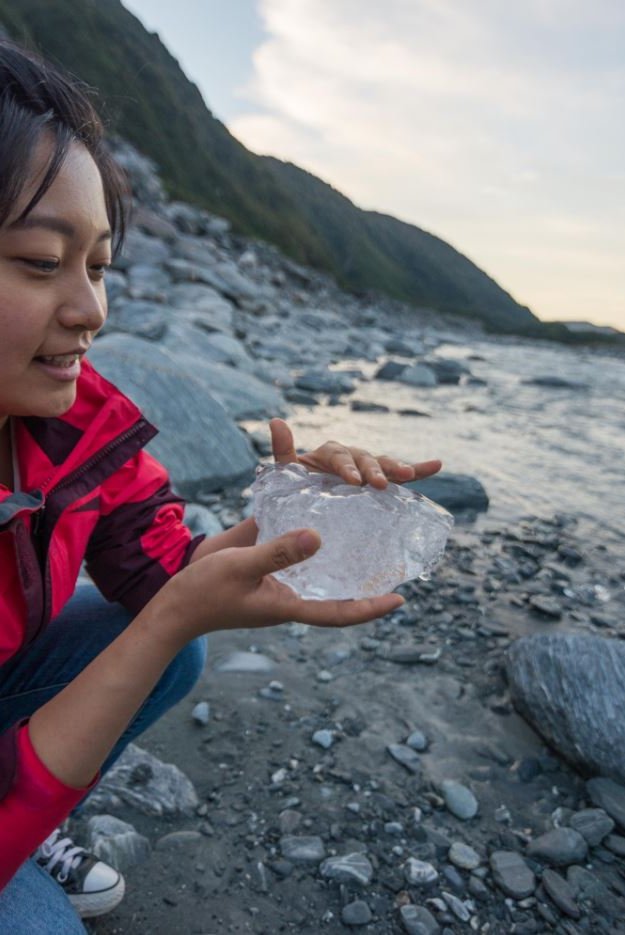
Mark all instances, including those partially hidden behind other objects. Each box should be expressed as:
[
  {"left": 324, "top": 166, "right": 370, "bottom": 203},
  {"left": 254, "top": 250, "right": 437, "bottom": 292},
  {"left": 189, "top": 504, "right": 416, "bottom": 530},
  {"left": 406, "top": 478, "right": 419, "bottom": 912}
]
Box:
[{"left": 0, "top": 39, "right": 128, "bottom": 254}]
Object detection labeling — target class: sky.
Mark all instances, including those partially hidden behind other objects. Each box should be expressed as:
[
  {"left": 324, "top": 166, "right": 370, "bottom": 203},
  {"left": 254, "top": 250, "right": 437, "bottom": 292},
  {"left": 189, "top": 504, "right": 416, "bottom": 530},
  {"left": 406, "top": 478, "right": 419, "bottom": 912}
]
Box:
[{"left": 124, "top": 0, "right": 625, "bottom": 330}]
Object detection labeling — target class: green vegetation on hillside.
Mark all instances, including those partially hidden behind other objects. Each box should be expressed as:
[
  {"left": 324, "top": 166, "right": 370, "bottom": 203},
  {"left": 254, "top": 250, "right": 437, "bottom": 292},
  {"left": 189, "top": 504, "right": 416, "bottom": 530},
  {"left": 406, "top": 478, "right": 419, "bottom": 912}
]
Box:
[{"left": 2, "top": 0, "right": 616, "bottom": 341}]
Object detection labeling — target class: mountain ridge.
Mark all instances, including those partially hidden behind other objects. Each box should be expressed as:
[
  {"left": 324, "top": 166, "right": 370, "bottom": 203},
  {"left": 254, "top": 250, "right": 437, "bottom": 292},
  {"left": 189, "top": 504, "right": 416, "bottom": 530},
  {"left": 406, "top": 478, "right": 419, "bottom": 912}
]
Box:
[{"left": 1, "top": 0, "right": 620, "bottom": 343}]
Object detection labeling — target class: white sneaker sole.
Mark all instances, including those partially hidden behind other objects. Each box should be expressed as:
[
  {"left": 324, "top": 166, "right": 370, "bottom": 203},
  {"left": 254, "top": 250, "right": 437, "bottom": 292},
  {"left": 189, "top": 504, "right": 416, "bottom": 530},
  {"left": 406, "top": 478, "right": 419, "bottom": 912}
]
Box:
[{"left": 69, "top": 874, "right": 126, "bottom": 919}]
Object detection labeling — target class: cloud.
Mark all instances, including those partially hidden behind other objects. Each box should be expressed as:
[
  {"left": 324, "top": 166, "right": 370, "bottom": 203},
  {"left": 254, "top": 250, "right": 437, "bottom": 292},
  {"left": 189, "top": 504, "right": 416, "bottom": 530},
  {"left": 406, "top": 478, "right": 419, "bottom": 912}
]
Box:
[{"left": 228, "top": 0, "right": 625, "bottom": 327}]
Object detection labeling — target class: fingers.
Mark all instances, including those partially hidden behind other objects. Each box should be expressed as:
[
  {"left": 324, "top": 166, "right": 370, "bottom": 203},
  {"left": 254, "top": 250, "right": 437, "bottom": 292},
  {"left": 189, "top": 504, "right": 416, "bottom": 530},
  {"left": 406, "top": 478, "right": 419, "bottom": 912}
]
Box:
[
  {"left": 377, "top": 456, "right": 442, "bottom": 483},
  {"left": 270, "top": 418, "right": 298, "bottom": 464},
  {"left": 294, "top": 592, "right": 405, "bottom": 627},
  {"left": 243, "top": 527, "right": 321, "bottom": 579}
]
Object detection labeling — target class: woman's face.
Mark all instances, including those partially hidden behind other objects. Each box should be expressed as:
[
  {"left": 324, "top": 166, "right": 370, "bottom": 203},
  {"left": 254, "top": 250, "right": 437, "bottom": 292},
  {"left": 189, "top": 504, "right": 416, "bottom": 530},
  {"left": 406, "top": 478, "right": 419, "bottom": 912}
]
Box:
[{"left": 0, "top": 140, "right": 111, "bottom": 429}]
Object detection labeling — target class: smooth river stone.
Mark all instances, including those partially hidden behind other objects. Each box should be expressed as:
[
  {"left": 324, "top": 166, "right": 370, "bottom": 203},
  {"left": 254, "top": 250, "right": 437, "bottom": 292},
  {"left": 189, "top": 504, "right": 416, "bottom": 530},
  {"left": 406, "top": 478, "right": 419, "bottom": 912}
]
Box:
[{"left": 252, "top": 462, "right": 453, "bottom": 600}]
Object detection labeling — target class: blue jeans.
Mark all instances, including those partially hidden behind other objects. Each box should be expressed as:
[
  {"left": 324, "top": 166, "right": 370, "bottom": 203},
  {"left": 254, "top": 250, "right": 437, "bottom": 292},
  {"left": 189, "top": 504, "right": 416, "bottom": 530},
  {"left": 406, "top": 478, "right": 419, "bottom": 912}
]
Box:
[{"left": 0, "top": 583, "right": 207, "bottom": 934}]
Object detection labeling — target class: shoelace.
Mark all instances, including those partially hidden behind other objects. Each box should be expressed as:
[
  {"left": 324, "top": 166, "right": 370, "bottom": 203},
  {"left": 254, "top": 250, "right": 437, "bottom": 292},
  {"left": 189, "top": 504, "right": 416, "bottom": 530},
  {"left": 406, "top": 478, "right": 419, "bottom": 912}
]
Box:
[{"left": 36, "top": 829, "right": 87, "bottom": 884}]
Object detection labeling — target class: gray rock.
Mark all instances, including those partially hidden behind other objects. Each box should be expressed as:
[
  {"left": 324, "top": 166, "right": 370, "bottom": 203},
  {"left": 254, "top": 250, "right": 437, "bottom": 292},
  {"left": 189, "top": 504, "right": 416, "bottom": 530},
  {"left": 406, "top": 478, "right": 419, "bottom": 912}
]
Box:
[
  {"left": 440, "top": 780, "right": 478, "bottom": 820},
  {"left": 541, "top": 868, "right": 580, "bottom": 919},
  {"left": 83, "top": 743, "right": 199, "bottom": 816},
  {"left": 191, "top": 701, "right": 210, "bottom": 726},
  {"left": 167, "top": 282, "right": 234, "bottom": 332},
  {"left": 319, "top": 853, "right": 374, "bottom": 886},
  {"left": 398, "top": 363, "right": 438, "bottom": 387},
  {"left": 385, "top": 337, "right": 424, "bottom": 356},
  {"left": 387, "top": 744, "right": 422, "bottom": 775},
  {"left": 89, "top": 334, "right": 257, "bottom": 498},
  {"left": 423, "top": 358, "right": 469, "bottom": 384},
  {"left": 106, "top": 299, "right": 168, "bottom": 341},
  {"left": 215, "top": 651, "right": 275, "bottom": 673},
  {"left": 604, "top": 833, "right": 625, "bottom": 856},
  {"left": 312, "top": 729, "right": 335, "bottom": 749},
  {"left": 490, "top": 850, "right": 536, "bottom": 899},
  {"left": 126, "top": 263, "right": 171, "bottom": 301},
  {"left": 404, "top": 858, "right": 438, "bottom": 885},
  {"left": 569, "top": 808, "right": 614, "bottom": 846},
  {"left": 280, "top": 835, "right": 326, "bottom": 863},
  {"left": 507, "top": 634, "right": 625, "bottom": 783},
  {"left": 526, "top": 828, "right": 587, "bottom": 866},
  {"left": 183, "top": 503, "right": 224, "bottom": 538},
  {"left": 350, "top": 400, "right": 390, "bottom": 413},
  {"left": 566, "top": 864, "right": 616, "bottom": 907},
  {"left": 441, "top": 891, "right": 471, "bottom": 921},
  {"left": 448, "top": 842, "right": 480, "bottom": 870},
  {"left": 87, "top": 815, "right": 151, "bottom": 872},
  {"left": 529, "top": 594, "right": 562, "bottom": 618},
  {"left": 522, "top": 375, "right": 587, "bottom": 389},
  {"left": 341, "top": 900, "right": 372, "bottom": 926},
  {"left": 118, "top": 227, "right": 170, "bottom": 267},
  {"left": 406, "top": 729, "right": 428, "bottom": 752},
  {"left": 406, "top": 473, "right": 489, "bottom": 516},
  {"left": 586, "top": 776, "right": 625, "bottom": 829},
  {"left": 375, "top": 360, "right": 407, "bottom": 381},
  {"left": 111, "top": 141, "right": 167, "bottom": 209},
  {"left": 295, "top": 368, "right": 355, "bottom": 394},
  {"left": 399, "top": 904, "right": 440, "bottom": 935}
]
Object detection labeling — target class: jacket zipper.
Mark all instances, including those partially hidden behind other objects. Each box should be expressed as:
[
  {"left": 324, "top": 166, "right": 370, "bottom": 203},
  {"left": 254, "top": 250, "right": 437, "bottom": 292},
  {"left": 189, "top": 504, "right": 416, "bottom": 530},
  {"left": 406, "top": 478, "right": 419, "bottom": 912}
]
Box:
[{"left": 27, "top": 418, "right": 151, "bottom": 644}]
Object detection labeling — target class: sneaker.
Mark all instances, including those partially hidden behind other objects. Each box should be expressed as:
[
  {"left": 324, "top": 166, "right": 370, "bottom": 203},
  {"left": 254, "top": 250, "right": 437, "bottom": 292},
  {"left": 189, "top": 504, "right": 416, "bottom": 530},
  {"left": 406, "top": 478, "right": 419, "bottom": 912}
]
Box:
[{"left": 34, "top": 827, "right": 125, "bottom": 918}]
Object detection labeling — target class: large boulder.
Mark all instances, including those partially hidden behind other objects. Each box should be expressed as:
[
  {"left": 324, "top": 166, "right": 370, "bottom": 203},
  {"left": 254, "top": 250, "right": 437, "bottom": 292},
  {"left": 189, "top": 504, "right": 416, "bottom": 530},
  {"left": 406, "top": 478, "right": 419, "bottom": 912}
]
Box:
[
  {"left": 398, "top": 363, "right": 438, "bottom": 387},
  {"left": 406, "top": 473, "right": 489, "bottom": 516},
  {"left": 506, "top": 634, "right": 625, "bottom": 783},
  {"left": 90, "top": 333, "right": 257, "bottom": 497}
]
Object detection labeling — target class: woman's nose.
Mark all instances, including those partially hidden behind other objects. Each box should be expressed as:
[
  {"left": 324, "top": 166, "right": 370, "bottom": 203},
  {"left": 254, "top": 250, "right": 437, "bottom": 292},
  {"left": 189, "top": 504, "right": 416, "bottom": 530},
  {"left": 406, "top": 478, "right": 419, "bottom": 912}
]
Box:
[{"left": 56, "top": 277, "right": 107, "bottom": 333}]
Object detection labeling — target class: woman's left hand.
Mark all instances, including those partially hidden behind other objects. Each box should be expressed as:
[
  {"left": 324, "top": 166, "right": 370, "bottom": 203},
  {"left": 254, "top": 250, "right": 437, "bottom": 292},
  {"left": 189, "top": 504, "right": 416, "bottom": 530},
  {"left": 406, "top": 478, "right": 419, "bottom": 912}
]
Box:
[{"left": 270, "top": 418, "right": 442, "bottom": 489}]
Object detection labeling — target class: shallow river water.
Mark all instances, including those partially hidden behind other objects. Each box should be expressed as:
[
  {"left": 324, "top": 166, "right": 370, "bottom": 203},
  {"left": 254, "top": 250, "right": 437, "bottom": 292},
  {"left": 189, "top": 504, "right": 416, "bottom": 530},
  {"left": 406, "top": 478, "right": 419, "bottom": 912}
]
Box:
[{"left": 246, "top": 336, "right": 625, "bottom": 549}]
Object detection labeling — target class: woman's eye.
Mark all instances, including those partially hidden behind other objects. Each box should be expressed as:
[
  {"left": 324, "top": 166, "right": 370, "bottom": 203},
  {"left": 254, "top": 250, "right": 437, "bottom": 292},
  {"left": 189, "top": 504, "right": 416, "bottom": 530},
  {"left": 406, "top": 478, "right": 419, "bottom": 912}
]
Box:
[
  {"left": 89, "top": 263, "right": 111, "bottom": 280},
  {"left": 22, "top": 258, "right": 59, "bottom": 273}
]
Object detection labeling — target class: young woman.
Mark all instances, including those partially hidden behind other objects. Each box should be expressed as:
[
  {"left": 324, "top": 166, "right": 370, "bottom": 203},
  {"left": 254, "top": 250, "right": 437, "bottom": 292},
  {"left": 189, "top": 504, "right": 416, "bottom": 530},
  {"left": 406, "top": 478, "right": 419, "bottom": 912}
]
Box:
[{"left": 0, "top": 40, "right": 441, "bottom": 933}]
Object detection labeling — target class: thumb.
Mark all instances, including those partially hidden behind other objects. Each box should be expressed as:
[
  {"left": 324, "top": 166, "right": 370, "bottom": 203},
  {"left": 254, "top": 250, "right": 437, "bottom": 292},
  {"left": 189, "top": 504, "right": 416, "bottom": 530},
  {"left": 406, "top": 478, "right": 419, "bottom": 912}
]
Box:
[{"left": 245, "top": 527, "right": 321, "bottom": 579}]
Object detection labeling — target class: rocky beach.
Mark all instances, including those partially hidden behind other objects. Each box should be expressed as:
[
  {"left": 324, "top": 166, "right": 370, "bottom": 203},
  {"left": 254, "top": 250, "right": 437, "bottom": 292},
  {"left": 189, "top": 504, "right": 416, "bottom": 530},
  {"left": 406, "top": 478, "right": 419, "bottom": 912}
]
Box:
[{"left": 69, "top": 143, "right": 625, "bottom": 934}]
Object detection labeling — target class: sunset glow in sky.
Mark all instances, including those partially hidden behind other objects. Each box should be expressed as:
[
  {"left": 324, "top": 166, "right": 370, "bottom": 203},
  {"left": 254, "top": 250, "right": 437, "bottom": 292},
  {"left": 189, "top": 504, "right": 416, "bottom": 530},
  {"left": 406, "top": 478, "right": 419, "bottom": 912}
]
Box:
[{"left": 125, "top": 0, "right": 625, "bottom": 330}]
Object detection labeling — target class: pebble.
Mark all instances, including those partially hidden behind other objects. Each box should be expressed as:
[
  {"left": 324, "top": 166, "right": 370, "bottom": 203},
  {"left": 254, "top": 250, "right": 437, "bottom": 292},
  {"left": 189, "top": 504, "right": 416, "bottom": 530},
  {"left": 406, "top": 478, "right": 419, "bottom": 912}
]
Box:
[
  {"left": 191, "top": 701, "right": 210, "bottom": 725},
  {"left": 569, "top": 807, "right": 614, "bottom": 846},
  {"left": 319, "top": 853, "right": 374, "bottom": 886},
  {"left": 387, "top": 743, "right": 422, "bottom": 774},
  {"left": 586, "top": 776, "right": 625, "bottom": 830},
  {"left": 540, "top": 868, "right": 581, "bottom": 920},
  {"left": 604, "top": 833, "right": 625, "bottom": 856},
  {"left": 215, "top": 651, "right": 274, "bottom": 673},
  {"left": 441, "top": 865, "right": 465, "bottom": 892},
  {"left": 341, "top": 900, "right": 372, "bottom": 926},
  {"left": 448, "top": 842, "right": 481, "bottom": 870},
  {"left": 278, "top": 809, "right": 301, "bottom": 834},
  {"left": 441, "top": 891, "right": 472, "bottom": 922},
  {"left": 404, "top": 858, "right": 438, "bottom": 885},
  {"left": 399, "top": 904, "right": 440, "bottom": 935},
  {"left": 312, "top": 729, "right": 335, "bottom": 749},
  {"left": 490, "top": 850, "right": 536, "bottom": 899},
  {"left": 526, "top": 828, "right": 588, "bottom": 866},
  {"left": 279, "top": 835, "right": 326, "bottom": 863},
  {"left": 468, "top": 875, "right": 489, "bottom": 900},
  {"left": 529, "top": 594, "right": 562, "bottom": 618},
  {"left": 406, "top": 729, "right": 429, "bottom": 751},
  {"left": 440, "top": 780, "right": 478, "bottom": 820},
  {"left": 317, "top": 669, "right": 333, "bottom": 682}
]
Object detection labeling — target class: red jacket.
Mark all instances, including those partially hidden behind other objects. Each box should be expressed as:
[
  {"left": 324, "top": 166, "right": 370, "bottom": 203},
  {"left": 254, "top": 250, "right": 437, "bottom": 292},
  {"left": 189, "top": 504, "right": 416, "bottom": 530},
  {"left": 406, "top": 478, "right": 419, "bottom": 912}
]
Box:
[{"left": 0, "top": 360, "right": 204, "bottom": 889}]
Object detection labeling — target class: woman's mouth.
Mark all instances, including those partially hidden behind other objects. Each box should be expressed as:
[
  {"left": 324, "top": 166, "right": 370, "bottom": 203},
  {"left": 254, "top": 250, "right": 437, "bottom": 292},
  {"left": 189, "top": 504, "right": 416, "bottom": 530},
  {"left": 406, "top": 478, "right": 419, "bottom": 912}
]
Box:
[{"left": 33, "top": 354, "right": 82, "bottom": 381}]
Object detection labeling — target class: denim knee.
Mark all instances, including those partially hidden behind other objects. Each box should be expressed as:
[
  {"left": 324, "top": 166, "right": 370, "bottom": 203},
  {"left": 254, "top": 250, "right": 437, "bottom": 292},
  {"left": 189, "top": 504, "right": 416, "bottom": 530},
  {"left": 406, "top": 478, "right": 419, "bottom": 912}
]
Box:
[{"left": 155, "top": 635, "right": 208, "bottom": 708}]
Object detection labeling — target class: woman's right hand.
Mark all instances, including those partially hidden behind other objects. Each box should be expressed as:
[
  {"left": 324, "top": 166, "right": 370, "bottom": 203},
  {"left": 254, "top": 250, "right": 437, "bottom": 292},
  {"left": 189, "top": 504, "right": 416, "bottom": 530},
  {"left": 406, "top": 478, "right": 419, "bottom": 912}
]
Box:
[{"left": 156, "top": 527, "right": 404, "bottom": 644}]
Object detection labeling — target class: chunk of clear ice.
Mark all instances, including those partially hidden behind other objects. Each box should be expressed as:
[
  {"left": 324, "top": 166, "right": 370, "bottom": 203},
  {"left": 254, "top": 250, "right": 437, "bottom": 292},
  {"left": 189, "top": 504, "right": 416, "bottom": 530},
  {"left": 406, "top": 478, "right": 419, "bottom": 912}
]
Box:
[{"left": 252, "top": 463, "right": 454, "bottom": 600}]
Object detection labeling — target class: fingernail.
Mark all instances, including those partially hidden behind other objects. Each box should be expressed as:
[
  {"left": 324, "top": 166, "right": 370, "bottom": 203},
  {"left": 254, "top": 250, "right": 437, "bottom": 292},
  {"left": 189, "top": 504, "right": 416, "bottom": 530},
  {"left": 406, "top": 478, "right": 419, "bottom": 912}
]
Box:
[{"left": 297, "top": 531, "right": 318, "bottom": 555}]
